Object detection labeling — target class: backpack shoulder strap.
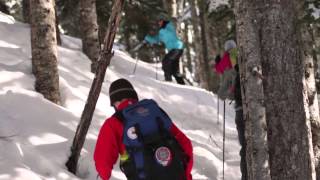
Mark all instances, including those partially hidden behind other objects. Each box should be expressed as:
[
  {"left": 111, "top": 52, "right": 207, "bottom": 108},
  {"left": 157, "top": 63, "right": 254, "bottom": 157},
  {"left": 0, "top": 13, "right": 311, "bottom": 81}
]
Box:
[
  {"left": 159, "top": 107, "right": 170, "bottom": 119},
  {"left": 113, "top": 110, "right": 125, "bottom": 123}
]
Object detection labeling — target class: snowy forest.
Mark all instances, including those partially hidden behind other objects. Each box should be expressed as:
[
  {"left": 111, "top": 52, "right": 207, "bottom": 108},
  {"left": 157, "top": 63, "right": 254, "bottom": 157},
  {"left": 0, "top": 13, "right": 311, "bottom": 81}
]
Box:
[{"left": 0, "top": 0, "right": 320, "bottom": 180}]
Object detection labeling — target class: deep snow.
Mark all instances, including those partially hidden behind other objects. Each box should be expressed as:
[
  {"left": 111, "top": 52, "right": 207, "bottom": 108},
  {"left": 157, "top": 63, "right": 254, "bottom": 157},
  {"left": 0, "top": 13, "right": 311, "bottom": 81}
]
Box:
[{"left": 0, "top": 12, "right": 240, "bottom": 180}]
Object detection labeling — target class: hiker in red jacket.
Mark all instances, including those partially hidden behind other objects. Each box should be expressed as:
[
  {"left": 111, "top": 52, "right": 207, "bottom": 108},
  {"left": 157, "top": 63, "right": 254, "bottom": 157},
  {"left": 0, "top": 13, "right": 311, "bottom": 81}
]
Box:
[
  {"left": 213, "top": 40, "right": 238, "bottom": 100},
  {"left": 94, "top": 78, "right": 193, "bottom": 180}
]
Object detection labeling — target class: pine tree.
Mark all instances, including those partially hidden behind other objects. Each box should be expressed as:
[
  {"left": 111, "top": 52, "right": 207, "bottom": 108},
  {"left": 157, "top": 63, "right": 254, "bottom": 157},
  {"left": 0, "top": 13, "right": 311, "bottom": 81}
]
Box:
[{"left": 30, "top": 0, "right": 60, "bottom": 104}]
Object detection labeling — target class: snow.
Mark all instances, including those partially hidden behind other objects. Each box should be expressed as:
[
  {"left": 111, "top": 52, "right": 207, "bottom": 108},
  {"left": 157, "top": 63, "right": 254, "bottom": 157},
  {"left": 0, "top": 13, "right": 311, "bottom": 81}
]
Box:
[
  {"left": 310, "top": 4, "right": 320, "bottom": 19},
  {"left": 209, "top": 0, "right": 229, "bottom": 11},
  {"left": 0, "top": 12, "right": 241, "bottom": 180}
]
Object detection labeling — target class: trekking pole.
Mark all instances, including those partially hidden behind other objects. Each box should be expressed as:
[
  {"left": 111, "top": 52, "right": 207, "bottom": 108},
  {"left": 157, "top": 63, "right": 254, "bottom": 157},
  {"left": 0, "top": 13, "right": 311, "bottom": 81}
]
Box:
[
  {"left": 223, "top": 100, "right": 226, "bottom": 180},
  {"left": 155, "top": 56, "right": 159, "bottom": 80},
  {"left": 131, "top": 41, "right": 144, "bottom": 52},
  {"left": 151, "top": 46, "right": 158, "bottom": 80},
  {"left": 130, "top": 42, "right": 145, "bottom": 75},
  {"left": 132, "top": 51, "right": 139, "bottom": 74},
  {"left": 217, "top": 95, "right": 220, "bottom": 124}
]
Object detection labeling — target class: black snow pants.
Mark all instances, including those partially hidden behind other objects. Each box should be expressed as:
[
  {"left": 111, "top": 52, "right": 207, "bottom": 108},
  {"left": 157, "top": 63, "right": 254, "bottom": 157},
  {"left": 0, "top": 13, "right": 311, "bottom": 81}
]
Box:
[
  {"left": 162, "top": 49, "right": 185, "bottom": 85},
  {"left": 235, "top": 108, "right": 247, "bottom": 180}
]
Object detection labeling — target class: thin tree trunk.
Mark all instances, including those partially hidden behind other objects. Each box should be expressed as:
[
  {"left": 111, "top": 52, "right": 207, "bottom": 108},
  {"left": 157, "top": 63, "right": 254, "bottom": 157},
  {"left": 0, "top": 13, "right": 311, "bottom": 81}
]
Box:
[
  {"left": 199, "top": 0, "right": 215, "bottom": 91},
  {"left": 234, "top": 1, "right": 271, "bottom": 179},
  {"left": 30, "top": 0, "right": 60, "bottom": 104},
  {"left": 22, "top": 0, "right": 30, "bottom": 23},
  {"left": 162, "top": 0, "right": 173, "bottom": 16},
  {"left": 308, "top": 26, "right": 320, "bottom": 94},
  {"left": 189, "top": 0, "right": 209, "bottom": 89},
  {"left": 307, "top": 25, "right": 319, "bottom": 82},
  {"left": 123, "top": 1, "right": 132, "bottom": 51},
  {"left": 198, "top": 0, "right": 209, "bottom": 72},
  {"left": 79, "top": 0, "right": 100, "bottom": 73},
  {"left": 171, "top": 0, "right": 177, "bottom": 17},
  {"left": 124, "top": 32, "right": 131, "bottom": 51},
  {"left": 301, "top": 17, "right": 320, "bottom": 180},
  {"left": 65, "top": 0, "right": 125, "bottom": 174},
  {"left": 183, "top": 23, "right": 192, "bottom": 74},
  {"left": 55, "top": 4, "right": 61, "bottom": 45}
]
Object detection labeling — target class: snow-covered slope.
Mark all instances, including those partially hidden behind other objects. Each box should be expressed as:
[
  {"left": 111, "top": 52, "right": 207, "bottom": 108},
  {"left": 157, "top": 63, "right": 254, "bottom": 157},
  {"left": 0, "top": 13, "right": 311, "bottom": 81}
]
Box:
[{"left": 0, "top": 12, "right": 240, "bottom": 180}]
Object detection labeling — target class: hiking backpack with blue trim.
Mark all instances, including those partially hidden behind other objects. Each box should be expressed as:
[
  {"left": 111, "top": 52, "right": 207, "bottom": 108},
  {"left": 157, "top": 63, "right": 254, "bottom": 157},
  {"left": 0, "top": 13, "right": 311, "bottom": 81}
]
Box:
[{"left": 115, "top": 99, "right": 187, "bottom": 180}]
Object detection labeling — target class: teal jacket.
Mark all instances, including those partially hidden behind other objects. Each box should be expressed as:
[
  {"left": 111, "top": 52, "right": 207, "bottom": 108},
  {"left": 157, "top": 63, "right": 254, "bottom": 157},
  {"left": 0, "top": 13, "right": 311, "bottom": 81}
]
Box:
[{"left": 144, "top": 21, "right": 184, "bottom": 51}]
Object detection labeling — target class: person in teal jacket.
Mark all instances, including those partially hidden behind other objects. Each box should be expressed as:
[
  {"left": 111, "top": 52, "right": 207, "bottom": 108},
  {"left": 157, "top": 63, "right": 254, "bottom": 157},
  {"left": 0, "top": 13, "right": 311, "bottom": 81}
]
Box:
[{"left": 144, "top": 17, "right": 185, "bottom": 85}]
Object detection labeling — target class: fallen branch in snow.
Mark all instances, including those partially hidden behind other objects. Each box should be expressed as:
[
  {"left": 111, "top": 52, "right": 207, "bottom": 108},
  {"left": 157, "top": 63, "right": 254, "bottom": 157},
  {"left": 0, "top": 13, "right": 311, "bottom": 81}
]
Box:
[{"left": 65, "top": 0, "right": 125, "bottom": 175}]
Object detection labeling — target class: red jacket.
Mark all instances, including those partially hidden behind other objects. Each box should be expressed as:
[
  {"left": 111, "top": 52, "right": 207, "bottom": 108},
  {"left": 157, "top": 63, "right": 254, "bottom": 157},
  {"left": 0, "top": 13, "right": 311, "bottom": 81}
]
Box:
[
  {"left": 214, "top": 52, "right": 232, "bottom": 75},
  {"left": 94, "top": 99, "right": 193, "bottom": 180}
]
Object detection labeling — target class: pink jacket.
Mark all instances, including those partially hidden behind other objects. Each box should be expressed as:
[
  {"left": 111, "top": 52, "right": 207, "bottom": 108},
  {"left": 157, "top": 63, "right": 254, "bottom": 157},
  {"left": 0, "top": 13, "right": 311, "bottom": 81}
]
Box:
[{"left": 214, "top": 52, "right": 232, "bottom": 75}]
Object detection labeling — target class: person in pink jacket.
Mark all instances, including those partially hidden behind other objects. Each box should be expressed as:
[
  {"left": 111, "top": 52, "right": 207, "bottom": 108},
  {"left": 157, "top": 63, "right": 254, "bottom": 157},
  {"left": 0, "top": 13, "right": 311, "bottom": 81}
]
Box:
[
  {"left": 94, "top": 78, "right": 193, "bottom": 180},
  {"left": 214, "top": 51, "right": 233, "bottom": 75},
  {"left": 214, "top": 40, "right": 237, "bottom": 100}
]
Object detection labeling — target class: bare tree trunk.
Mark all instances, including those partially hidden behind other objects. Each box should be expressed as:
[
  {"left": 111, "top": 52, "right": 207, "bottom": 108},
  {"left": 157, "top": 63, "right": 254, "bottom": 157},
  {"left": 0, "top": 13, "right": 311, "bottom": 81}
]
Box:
[
  {"left": 307, "top": 25, "right": 319, "bottom": 75},
  {"left": 301, "top": 15, "right": 320, "bottom": 180},
  {"left": 79, "top": 0, "right": 100, "bottom": 73},
  {"left": 234, "top": 1, "right": 271, "bottom": 179},
  {"left": 189, "top": 0, "right": 209, "bottom": 89},
  {"left": 262, "top": 2, "right": 315, "bottom": 179},
  {"left": 236, "top": 0, "right": 316, "bottom": 179},
  {"left": 303, "top": 28, "right": 320, "bottom": 180},
  {"left": 198, "top": 0, "right": 209, "bottom": 72},
  {"left": 199, "top": 0, "right": 216, "bottom": 91},
  {"left": 124, "top": 32, "right": 131, "bottom": 51},
  {"left": 30, "top": 0, "right": 60, "bottom": 104},
  {"left": 22, "top": 0, "right": 30, "bottom": 23},
  {"left": 306, "top": 24, "right": 320, "bottom": 93},
  {"left": 162, "top": 0, "right": 173, "bottom": 16},
  {"left": 171, "top": 0, "right": 177, "bottom": 17},
  {"left": 65, "top": 0, "right": 125, "bottom": 174},
  {"left": 183, "top": 23, "right": 192, "bottom": 74},
  {"left": 55, "top": 4, "right": 61, "bottom": 45}
]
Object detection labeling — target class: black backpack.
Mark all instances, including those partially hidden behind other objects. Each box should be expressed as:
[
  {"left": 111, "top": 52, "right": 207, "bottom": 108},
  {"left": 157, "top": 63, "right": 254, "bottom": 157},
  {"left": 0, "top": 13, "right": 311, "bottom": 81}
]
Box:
[{"left": 115, "top": 99, "right": 187, "bottom": 180}]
